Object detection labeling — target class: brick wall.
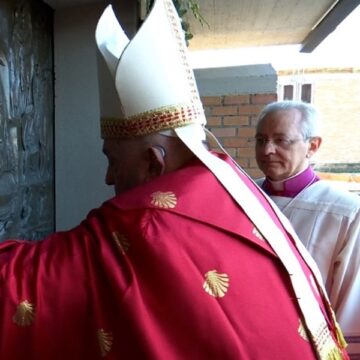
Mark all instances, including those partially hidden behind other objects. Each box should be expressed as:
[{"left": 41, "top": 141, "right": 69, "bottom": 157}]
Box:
[
  {"left": 278, "top": 69, "right": 360, "bottom": 166},
  {"left": 313, "top": 75, "right": 360, "bottom": 164},
  {"left": 202, "top": 93, "right": 277, "bottom": 178},
  {"left": 201, "top": 68, "right": 359, "bottom": 182}
]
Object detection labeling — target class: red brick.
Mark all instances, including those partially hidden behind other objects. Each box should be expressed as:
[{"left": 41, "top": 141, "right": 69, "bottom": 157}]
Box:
[
  {"left": 223, "top": 138, "right": 248, "bottom": 147},
  {"left": 250, "top": 116, "right": 261, "bottom": 127},
  {"left": 250, "top": 158, "right": 260, "bottom": 168},
  {"left": 212, "top": 106, "right": 238, "bottom": 116},
  {"left": 224, "top": 95, "right": 250, "bottom": 105},
  {"left": 201, "top": 96, "right": 222, "bottom": 106},
  {"left": 210, "top": 127, "right": 237, "bottom": 137},
  {"left": 223, "top": 115, "right": 249, "bottom": 126},
  {"left": 236, "top": 147, "right": 255, "bottom": 158},
  {"left": 250, "top": 93, "right": 277, "bottom": 104},
  {"left": 238, "top": 104, "right": 263, "bottom": 115},
  {"left": 204, "top": 107, "right": 213, "bottom": 117},
  {"left": 206, "top": 116, "right": 222, "bottom": 126},
  {"left": 238, "top": 127, "right": 256, "bottom": 138},
  {"left": 309, "top": 76, "right": 360, "bottom": 164},
  {"left": 233, "top": 158, "right": 249, "bottom": 168}
]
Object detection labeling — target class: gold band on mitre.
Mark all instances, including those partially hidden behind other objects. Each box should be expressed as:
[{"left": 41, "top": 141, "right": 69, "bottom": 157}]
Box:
[{"left": 101, "top": 103, "right": 205, "bottom": 138}]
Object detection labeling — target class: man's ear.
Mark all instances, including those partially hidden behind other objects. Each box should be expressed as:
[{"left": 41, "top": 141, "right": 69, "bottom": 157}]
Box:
[
  {"left": 307, "top": 136, "right": 322, "bottom": 158},
  {"left": 145, "top": 145, "right": 166, "bottom": 181}
]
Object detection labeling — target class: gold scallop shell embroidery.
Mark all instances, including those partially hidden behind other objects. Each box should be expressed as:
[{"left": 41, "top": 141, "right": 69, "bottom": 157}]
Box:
[
  {"left": 112, "top": 231, "right": 130, "bottom": 254},
  {"left": 97, "top": 328, "right": 113, "bottom": 357},
  {"left": 12, "top": 300, "right": 36, "bottom": 326},
  {"left": 298, "top": 319, "right": 309, "bottom": 342},
  {"left": 252, "top": 227, "right": 264, "bottom": 241},
  {"left": 150, "top": 191, "right": 177, "bottom": 209},
  {"left": 203, "top": 270, "right": 229, "bottom": 298}
]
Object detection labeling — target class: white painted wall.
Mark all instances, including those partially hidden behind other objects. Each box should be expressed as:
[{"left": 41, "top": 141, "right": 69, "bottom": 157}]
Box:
[{"left": 54, "top": 3, "right": 113, "bottom": 231}]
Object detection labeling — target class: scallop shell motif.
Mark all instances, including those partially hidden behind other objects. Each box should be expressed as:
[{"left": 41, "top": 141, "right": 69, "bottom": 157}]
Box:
[
  {"left": 12, "top": 300, "right": 36, "bottom": 326},
  {"left": 252, "top": 227, "right": 264, "bottom": 241},
  {"left": 112, "top": 231, "right": 130, "bottom": 254},
  {"left": 150, "top": 191, "right": 177, "bottom": 209},
  {"left": 298, "top": 319, "right": 309, "bottom": 341},
  {"left": 203, "top": 270, "right": 229, "bottom": 298},
  {"left": 97, "top": 328, "right": 113, "bottom": 357}
]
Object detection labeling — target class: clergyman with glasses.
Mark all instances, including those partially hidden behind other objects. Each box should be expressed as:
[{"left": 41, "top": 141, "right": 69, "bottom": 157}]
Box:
[{"left": 254, "top": 100, "right": 360, "bottom": 358}]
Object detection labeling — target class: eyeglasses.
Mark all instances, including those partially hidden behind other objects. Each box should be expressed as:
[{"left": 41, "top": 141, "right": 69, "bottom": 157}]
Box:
[{"left": 252, "top": 136, "right": 306, "bottom": 149}]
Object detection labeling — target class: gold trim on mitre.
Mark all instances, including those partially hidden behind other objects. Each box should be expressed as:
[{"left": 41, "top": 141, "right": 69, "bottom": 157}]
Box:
[{"left": 101, "top": 103, "right": 204, "bottom": 138}]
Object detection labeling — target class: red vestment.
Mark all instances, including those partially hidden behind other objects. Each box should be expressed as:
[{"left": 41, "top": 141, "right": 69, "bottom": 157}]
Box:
[{"left": 0, "top": 154, "right": 347, "bottom": 359}]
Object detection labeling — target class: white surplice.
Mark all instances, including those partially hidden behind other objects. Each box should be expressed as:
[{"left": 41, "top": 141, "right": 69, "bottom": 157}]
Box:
[{"left": 257, "top": 178, "right": 360, "bottom": 357}]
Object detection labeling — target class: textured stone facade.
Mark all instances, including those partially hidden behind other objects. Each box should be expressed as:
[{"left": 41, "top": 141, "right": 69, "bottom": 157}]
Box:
[{"left": 0, "top": 0, "right": 54, "bottom": 241}]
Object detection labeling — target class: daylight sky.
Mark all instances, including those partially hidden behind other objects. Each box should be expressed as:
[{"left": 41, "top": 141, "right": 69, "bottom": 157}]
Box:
[{"left": 189, "top": 5, "right": 360, "bottom": 70}]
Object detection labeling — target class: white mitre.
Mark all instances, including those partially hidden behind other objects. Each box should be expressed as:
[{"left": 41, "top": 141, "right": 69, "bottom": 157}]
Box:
[{"left": 95, "top": 0, "right": 205, "bottom": 139}]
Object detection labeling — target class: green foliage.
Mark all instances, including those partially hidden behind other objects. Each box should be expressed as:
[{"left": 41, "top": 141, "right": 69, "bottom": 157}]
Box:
[{"left": 145, "top": 0, "right": 209, "bottom": 45}]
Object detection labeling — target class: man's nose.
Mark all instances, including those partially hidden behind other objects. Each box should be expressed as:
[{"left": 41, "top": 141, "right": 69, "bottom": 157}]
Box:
[{"left": 262, "top": 140, "right": 277, "bottom": 154}]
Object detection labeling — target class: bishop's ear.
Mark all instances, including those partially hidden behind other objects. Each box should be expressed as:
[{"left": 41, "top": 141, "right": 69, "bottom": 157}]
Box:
[
  {"left": 307, "top": 136, "right": 322, "bottom": 158},
  {"left": 146, "top": 145, "right": 166, "bottom": 181}
]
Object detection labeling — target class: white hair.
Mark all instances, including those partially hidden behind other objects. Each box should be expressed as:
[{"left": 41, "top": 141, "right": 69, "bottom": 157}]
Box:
[{"left": 256, "top": 100, "right": 322, "bottom": 139}]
